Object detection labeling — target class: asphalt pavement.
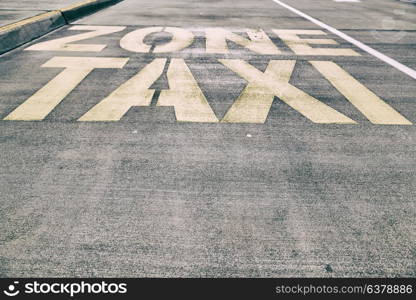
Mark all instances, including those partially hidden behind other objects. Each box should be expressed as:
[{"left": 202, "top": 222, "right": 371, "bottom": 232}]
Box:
[
  {"left": 0, "top": 0, "right": 415, "bottom": 277},
  {"left": 0, "top": 1, "right": 85, "bottom": 27}
]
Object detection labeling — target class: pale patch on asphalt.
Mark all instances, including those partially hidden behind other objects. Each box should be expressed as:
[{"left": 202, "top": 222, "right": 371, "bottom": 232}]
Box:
[
  {"left": 334, "top": 0, "right": 361, "bottom": 3},
  {"left": 311, "top": 61, "right": 412, "bottom": 125},
  {"left": 120, "top": 27, "right": 195, "bottom": 53},
  {"left": 25, "top": 25, "right": 126, "bottom": 52},
  {"left": 157, "top": 58, "right": 219, "bottom": 123},
  {"left": 205, "top": 28, "right": 281, "bottom": 55},
  {"left": 219, "top": 59, "right": 356, "bottom": 124},
  {"left": 4, "top": 56, "right": 128, "bottom": 120},
  {"left": 271, "top": 0, "right": 416, "bottom": 80},
  {"left": 3, "top": 25, "right": 413, "bottom": 125},
  {"left": 79, "top": 58, "right": 166, "bottom": 121},
  {"left": 273, "top": 29, "right": 359, "bottom": 56}
]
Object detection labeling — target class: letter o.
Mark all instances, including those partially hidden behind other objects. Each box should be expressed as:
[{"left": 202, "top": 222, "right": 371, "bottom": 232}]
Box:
[
  {"left": 120, "top": 27, "right": 194, "bottom": 53},
  {"left": 40, "top": 284, "right": 51, "bottom": 294},
  {"left": 107, "top": 284, "right": 119, "bottom": 293},
  {"left": 91, "top": 283, "right": 102, "bottom": 293}
]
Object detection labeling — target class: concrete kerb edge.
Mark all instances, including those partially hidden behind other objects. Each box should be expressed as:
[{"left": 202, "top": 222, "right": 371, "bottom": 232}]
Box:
[{"left": 0, "top": 0, "right": 123, "bottom": 54}]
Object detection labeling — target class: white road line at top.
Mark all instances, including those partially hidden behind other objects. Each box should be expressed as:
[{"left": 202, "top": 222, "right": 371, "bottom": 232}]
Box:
[{"left": 271, "top": 0, "right": 416, "bottom": 80}]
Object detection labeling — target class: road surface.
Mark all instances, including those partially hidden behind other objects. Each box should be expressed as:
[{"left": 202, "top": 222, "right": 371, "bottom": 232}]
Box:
[{"left": 0, "top": 0, "right": 415, "bottom": 277}]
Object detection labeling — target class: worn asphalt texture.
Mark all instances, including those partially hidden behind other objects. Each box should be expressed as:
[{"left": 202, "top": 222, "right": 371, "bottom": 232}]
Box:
[
  {"left": 0, "top": 0, "right": 415, "bottom": 277},
  {"left": 0, "top": 1, "right": 85, "bottom": 27}
]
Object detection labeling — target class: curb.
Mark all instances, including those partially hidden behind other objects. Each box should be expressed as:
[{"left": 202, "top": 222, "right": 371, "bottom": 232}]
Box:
[{"left": 0, "top": 0, "right": 123, "bottom": 55}]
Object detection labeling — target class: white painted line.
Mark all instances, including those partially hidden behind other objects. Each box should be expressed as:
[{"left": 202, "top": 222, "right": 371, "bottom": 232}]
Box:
[{"left": 271, "top": 0, "right": 416, "bottom": 80}]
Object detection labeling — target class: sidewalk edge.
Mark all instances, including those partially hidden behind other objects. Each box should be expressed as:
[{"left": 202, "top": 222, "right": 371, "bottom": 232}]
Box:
[{"left": 0, "top": 0, "right": 123, "bottom": 55}]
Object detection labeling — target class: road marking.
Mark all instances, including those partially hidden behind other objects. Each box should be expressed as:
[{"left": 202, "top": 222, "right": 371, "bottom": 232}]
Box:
[
  {"left": 4, "top": 57, "right": 128, "bottom": 121},
  {"left": 79, "top": 59, "right": 166, "bottom": 121},
  {"left": 273, "top": 30, "right": 359, "bottom": 56},
  {"left": 157, "top": 59, "right": 219, "bottom": 122},
  {"left": 3, "top": 21, "right": 413, "bottom": 125},
  {"left": 25, "top": 25, "right": 125, "bottom": 52},
  {"left": 271, "top": 0, "right": 416, "bottom": 80},
  {"left": 120, "top": 27, "right": 194, "bottom": 53},
  {"left": 154, "top": 27, "right": 195, "bottom": 53},
  {"left": 311, "top": 61, "right": 412, "bottom": 125},
  {"left": 120, "top": 27, "right": 162, "bottom": 53},
  {"left": 219, "top": 59, "right": 356, "bottom": 124},
  {"left": 80, "top": 58, "right": 218, "bottom": 122},
  {"left": 205, "top": 28, "right": 281, "bottom": 55}
]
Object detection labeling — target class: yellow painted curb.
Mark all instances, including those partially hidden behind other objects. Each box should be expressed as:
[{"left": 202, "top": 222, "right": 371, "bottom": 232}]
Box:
[{"left": 0, "top": 11, "right": 62, "bottom": 34}]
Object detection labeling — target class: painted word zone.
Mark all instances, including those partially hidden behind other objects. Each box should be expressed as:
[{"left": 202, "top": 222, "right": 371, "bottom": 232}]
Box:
[{"left": 24, "top": 26, "right": 360, "bottom": 56}]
